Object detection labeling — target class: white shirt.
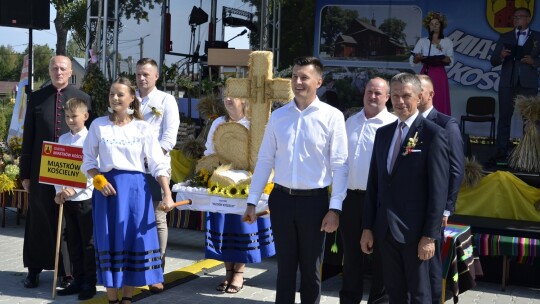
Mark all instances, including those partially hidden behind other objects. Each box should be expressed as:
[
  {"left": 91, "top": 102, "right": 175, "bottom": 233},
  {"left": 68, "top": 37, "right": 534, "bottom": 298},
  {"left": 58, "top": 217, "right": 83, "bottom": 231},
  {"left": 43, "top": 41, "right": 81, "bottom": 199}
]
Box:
[
  {"left": 137, "top": 88, "right": 180, "bottom": 154},
  {"left": 516, "top": 28, "right": 529, "bottom": 46},
  {"left": 346, "top": 108, "right": 396, "bottom": 190},
  {"left": 246, "top": 98, "right": 348, "bottom": 210},
  {"left": 81, "top": 117, "right": 170, "bottom": 179},
  {"left": 204, "top": 116, "right": 250, "bottom": 156},
  {"left": 54, "top": 127, "right": 93, "bottom": 201},
  {"left": 387, "top": 111, "right": 419, "bottom": 173},
  {"left": 409, "top": 37, "right": 454, "bottom": 67}
]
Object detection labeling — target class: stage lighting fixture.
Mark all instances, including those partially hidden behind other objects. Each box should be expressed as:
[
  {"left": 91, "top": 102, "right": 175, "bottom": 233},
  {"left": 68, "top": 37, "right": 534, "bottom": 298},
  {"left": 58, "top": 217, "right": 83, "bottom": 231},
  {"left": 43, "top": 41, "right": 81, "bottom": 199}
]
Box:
[{"left": 189, "top": 6, "right": 208, "bottom": 26}]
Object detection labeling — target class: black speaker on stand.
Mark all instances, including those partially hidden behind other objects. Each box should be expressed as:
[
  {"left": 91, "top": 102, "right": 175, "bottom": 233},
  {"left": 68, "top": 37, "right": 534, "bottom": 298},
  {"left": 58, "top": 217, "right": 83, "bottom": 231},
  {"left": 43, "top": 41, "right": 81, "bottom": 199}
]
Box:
[{"left": 0, "top": 0, "right": 50, "bottom": 29}]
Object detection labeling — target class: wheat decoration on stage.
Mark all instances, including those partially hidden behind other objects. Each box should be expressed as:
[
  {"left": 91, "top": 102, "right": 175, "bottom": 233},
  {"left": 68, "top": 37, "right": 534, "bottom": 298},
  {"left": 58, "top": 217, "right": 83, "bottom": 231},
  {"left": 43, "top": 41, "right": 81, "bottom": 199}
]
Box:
[{"left": 508, "top": 95, "right": 540, "bottom": 172}]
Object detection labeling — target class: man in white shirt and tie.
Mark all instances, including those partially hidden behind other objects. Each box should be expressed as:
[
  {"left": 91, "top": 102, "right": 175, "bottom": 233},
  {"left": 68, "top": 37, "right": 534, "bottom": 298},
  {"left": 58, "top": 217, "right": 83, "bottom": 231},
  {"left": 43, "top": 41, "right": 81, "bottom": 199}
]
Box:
[{"left": 243, "top": 56, "right": 348, "bottom": 304}]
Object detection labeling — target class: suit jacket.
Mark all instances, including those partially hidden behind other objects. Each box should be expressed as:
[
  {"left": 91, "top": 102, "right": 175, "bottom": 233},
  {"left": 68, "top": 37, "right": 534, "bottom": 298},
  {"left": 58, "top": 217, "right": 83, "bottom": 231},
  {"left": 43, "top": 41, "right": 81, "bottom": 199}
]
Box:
[
  {"left": 491, "top": 29, "right": 540, "bottom": 88},
  {"left": 362, "top": 114, "right": 449, "bottom": 243},
  {"left": 425, "top": 109, "right": 464, "bottom": 214}
]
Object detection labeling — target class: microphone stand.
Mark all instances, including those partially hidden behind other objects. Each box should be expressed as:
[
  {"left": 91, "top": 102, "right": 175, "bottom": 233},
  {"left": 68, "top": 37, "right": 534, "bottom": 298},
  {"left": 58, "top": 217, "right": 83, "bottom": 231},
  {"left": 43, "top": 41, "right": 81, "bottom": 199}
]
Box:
[{"left": 424, "top": 31, "right": 434, "bottom": 75}]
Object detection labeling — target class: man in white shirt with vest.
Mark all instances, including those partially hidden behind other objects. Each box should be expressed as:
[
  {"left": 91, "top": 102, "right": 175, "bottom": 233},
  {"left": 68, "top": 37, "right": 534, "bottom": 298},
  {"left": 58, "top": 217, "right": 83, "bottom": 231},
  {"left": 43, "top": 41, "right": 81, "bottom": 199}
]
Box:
[
  {"left": 243, "top": 56, "right": 348, "bottom": 304},
  {"left": 135, "top": 58, "right": 180, "bottom": 293}
]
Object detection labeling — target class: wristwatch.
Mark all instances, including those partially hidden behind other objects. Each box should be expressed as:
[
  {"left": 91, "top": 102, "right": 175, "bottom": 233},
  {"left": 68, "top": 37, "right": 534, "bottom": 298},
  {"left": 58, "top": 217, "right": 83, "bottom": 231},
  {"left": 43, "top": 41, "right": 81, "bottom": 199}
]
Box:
[{"left": 329, "top": 208, "right": 341, "bottom": 216}]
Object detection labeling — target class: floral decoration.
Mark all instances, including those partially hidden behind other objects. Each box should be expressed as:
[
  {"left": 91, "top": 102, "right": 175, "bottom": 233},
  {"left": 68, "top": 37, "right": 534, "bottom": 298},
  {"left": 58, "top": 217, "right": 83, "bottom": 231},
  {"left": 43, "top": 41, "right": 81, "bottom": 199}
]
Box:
[
  {"left": 0, "top": 136, "right": 23, "bottom": 193},
  {"left": 93, "top": 174, "right": 108, "bottom": 191},
  {"left": 330, "top": 230, "right": 339, "bottom": 253},
  {"left": 402, "top": 132, "right": 419, "bottom": 155},
  {"left": 422, "top": 11, "right": 448, "bottom": 29},
  {"left": 151, "top": 107, "right": 162, "bottom": 117}
]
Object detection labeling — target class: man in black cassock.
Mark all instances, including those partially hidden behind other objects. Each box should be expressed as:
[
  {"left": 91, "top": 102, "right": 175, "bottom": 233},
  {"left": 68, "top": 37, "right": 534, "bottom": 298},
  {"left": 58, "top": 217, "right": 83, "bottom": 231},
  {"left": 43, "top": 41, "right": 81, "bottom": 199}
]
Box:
[{"left": 19, "top": 55, "right": 92, "bottom": 288}]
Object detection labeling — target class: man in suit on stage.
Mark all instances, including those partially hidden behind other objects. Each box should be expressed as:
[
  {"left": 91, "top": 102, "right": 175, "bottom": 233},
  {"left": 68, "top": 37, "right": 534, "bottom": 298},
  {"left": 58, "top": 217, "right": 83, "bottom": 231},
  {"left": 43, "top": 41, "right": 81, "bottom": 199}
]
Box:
[
  {"left": 418, "top": 74, "right": 464, "bottom": 303},
  {"left": 491, "top": 7, "right": 540, "bottom": 161},
  {"left": 360, "top": 73, "right": 449, "bottom": 303}
]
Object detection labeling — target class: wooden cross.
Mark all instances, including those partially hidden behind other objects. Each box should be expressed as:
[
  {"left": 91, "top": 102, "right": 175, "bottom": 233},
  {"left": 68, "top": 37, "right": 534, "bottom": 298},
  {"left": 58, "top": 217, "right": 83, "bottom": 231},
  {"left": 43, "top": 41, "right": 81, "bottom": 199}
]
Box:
[{"left": 225, "top": 51, "right": 293, "bottom": 171}]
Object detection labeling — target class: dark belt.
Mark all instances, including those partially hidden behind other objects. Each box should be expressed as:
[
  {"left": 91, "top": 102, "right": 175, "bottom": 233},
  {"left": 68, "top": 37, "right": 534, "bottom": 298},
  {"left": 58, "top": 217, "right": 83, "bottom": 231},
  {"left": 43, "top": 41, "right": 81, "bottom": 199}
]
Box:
[
  {"left": 274, "top": 184, "right": 327, "bottom": 196},
  {"left": 348, "top": 189, "right": 366, "bottom": 194}
]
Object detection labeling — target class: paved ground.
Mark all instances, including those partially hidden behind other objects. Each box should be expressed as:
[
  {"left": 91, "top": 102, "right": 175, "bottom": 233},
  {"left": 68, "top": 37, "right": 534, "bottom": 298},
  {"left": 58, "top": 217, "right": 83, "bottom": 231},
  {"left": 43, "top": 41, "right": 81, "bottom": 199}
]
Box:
[{"left": 0, "top": 207, "right": 539, "bottom": 303}]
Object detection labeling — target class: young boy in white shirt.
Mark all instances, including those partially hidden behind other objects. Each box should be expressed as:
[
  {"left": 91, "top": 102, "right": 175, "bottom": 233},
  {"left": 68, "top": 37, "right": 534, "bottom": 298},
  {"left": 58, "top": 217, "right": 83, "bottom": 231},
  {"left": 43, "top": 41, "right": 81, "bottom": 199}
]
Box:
[{"left": 54, "top": 98, "right": 96, "bottom": 300}]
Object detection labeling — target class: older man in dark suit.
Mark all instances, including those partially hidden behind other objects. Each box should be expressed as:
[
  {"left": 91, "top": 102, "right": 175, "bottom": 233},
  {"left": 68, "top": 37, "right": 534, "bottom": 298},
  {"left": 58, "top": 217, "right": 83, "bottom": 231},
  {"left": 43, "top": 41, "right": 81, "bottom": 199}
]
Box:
[
  {"left": 491, "top": 7, "right": 540, "bottom": 161},
  {"left": 418, "top": 74, "right": 465, "bottom": 303},
  {"left": 360, "top": 73, "right": 449, "bottom": 303}
]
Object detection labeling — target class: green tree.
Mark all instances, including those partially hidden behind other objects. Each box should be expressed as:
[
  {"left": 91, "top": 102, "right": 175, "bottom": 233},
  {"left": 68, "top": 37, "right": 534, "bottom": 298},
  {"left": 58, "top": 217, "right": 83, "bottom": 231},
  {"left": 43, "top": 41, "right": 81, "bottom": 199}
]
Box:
[
  {"left": 379, "top": 18, "right": 407, "bottom": 46},
  {"left": 81, "top": 63, "right": 111, "bottom": 117},
  {"left": 0, "top": 46, "right": 23, "bottom": 81},
  {"left": 66, "top": 38, "right": 85, "bottom": 59},
  {"left": 52, "top": 0, "right": 165, "bottom": 56},
  {"left": 320, "top": 6, "right": 358, "bottom": 55},
  {"left": 24, "top": 45, "right": 55, "bottom": 81}
]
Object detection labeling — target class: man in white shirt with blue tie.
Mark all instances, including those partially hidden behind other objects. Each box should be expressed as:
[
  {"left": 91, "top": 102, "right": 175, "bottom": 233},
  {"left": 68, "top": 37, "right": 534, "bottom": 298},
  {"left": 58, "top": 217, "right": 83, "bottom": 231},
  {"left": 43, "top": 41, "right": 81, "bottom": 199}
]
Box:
[
  {"left": 243, "top": 56, "right": 348, "bottom": 304},
  {"left": 135, "top": 58, "right": 180, "bottom": 293}
]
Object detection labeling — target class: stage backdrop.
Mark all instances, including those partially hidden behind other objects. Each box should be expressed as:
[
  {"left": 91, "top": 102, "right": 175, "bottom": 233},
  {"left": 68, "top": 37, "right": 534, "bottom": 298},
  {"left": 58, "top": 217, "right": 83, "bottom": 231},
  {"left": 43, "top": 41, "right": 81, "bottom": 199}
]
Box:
[{"left": 314, "top": 0, "right": 540, "bottom": 139}]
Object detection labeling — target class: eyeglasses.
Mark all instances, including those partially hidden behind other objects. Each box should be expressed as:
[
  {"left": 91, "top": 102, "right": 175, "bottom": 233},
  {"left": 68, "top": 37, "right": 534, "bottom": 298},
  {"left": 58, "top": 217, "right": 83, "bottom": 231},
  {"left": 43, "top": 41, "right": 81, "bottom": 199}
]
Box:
[{"left": 513, "top": 15, "right": 530, "bottom": 19}]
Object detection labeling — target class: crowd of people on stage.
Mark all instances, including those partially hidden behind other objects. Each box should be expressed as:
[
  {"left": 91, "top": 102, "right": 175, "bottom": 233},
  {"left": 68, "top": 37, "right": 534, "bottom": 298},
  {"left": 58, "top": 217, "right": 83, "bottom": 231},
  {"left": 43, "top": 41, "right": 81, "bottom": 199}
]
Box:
[{"left": 16, "top": 6, "right": 539, "bottom": 304}]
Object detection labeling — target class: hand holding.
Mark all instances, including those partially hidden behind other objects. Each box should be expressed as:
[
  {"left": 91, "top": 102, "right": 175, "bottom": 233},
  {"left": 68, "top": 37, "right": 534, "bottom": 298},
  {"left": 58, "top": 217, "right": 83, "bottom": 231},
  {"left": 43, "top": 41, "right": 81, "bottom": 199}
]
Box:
[
  {"left": 54, "top": 193, "right": 64, "bottom": 205},
  {"left": 22, "top": 179, "right": 30, "bottom": 192},
  {"left": 413, "top": 54, "right": 424, "bottom": 64},
  {"left": 501, "top": 48, "right": 511, "bottom": 59},
  {"left": 442, "top": 216, "right": 449, "bottom": 227},
  {"left": 521, "top": 55, "right": 534, "bottom": 65},
  {"left": 100, "top": 183, "right": 116, "bottom": 197},
  {"left": 159, "top": 193, "right": 175, "bottom": 212},
  {"left": 242, "top": 205, "right": 257, "bottom": 224},
  {"left": 320, "top": 211, "right": 339, "bottom": 233},
  {"left": 360, "top": 229, "right": 374, "bottom": 254},
  {"left": 418, "top": 236, "right": 436, "bottom": 260}
]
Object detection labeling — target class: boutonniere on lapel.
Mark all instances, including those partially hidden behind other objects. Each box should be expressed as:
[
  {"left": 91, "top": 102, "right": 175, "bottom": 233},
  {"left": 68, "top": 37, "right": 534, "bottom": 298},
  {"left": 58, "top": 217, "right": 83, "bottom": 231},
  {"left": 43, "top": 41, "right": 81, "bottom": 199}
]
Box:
[
  {"left": 151, "top": 106, "right": 162, "bottom": 117},
  {"left": 402, "top": 132, "right": 420, "bottom": 155}
]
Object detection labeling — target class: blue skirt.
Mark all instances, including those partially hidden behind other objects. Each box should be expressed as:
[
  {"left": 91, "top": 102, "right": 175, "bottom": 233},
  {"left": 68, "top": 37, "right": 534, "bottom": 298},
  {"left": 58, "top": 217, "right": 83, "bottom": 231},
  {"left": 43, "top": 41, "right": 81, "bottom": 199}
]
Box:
[
  {"left": 205, "top": 212, "right": 275, "bottom": 263},
  {"left": 93, "top": 170, "right": 163, "bottom": 288}
]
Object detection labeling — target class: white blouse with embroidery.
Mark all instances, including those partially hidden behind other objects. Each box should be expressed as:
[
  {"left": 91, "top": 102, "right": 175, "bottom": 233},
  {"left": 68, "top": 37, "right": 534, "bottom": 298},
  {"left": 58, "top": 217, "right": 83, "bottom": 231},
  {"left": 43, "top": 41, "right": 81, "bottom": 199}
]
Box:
[
  {"left": 81, "top": 116, "right": 170, "bottom": 179},
  {"left": 409, "top": 37, "right": 454, "bottom": 67}
]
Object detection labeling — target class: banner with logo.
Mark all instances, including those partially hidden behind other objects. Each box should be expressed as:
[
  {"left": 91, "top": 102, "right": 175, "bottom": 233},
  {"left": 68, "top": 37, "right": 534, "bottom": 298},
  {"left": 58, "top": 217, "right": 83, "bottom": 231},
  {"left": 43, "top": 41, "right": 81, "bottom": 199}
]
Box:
[
  {"left": 39, "top": 141, "right": 87, "bottom": 189},
  {"left": 314, "top": 0, "right": 538, "bottom": 138}
]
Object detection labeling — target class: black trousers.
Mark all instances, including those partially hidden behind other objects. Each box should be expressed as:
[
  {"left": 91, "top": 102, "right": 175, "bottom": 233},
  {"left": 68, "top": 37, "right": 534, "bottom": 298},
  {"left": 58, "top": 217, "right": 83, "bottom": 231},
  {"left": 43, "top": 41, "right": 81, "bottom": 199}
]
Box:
[
  {"left": 63, "top": 198, "right": 96, "bottom": 286},
  {"left": 429, "top": 228, "right": 445, "bottom": 304},
  {"left": 339, "top": 189, "right": 365, "bottom": 304},
  {"left": 496, "top": 85, "right": 538, "bottom": 151},
  {"left": 379, "top": 231, "right": 431, "bottom": 304},
  {"left": 268, "top": 186, "right": 329, "bottom": 304}
]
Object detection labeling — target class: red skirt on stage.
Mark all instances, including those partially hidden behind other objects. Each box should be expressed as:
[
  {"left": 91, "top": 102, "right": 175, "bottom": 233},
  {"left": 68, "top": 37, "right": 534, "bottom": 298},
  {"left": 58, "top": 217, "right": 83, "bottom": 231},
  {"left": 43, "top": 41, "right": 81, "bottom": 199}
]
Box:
[{"left": 421, "top": 65, "right": 451, "bottom": 115}]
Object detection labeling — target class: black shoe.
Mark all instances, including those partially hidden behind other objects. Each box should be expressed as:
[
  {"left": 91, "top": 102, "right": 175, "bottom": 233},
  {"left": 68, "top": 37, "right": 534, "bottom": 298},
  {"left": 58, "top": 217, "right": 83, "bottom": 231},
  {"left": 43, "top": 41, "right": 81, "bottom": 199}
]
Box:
[
  {"left": 59, "top": 276, "right": 74, "bottom": 289},
  {"left": 78, "top": 285, "right": 97, "bottom": 300},
  {"left": 23, "top": 273, "right": 40, "bottom": 288},
  {"left": 368, "top": 293, "right": 389, "bottom": 304},
  {"left": 57, "top": 281, "right": 82, "bottom": 296}
]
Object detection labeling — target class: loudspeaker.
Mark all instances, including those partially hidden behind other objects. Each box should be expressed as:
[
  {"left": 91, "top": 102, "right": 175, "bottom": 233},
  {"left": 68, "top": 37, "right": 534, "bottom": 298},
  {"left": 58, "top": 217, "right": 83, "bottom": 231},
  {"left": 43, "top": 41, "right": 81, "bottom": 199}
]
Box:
[
  {"left": 0, "top": 0, "right": 50, "bottom": 29},
  {"left": 204, "top": 40, "right": 228, "bottom": 55}
]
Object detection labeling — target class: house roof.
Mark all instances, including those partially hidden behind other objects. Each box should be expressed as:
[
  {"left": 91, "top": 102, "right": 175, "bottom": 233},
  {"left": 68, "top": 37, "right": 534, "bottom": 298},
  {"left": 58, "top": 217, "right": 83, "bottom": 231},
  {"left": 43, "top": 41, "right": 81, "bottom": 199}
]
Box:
[
  {"left": 0, "top": 81, "right": 19, "bottom": 95},
  {"left": 72, "top": 57, "right": 85, "bottom": 70}
]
